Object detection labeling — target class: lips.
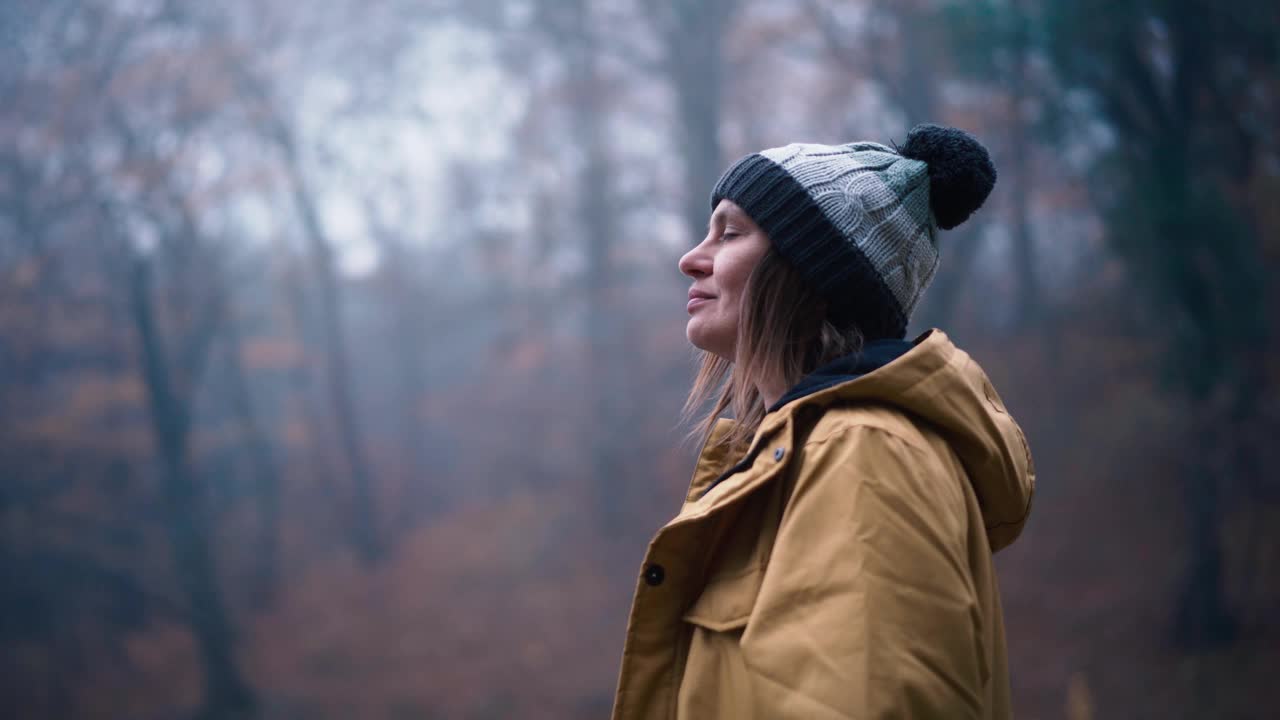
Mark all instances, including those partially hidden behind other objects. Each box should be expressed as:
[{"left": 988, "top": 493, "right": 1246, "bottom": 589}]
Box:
[{"left": 687, "top": 288, "right": 715, "bottom": 314}]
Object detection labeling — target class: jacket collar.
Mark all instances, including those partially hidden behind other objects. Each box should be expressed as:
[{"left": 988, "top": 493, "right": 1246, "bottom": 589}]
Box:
[
  {"left": 674, "top": 415, "right": 798, "bottom": 525},
  {"left": 767, "top": 338, "right": 913, "bottom": 412},
  {"left": 690, "top": 337, "right": 916, "bottom": 501},
  {"left": 678, "top": 329, "right": 1036, "bottom": 552}
]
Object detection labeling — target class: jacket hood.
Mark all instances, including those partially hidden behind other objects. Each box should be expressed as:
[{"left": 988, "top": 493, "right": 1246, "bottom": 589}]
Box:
[{"left": 774, "top": 329, "right": 1035, "bottom": 551}]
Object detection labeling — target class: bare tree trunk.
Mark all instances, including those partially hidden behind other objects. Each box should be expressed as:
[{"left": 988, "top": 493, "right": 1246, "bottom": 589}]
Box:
[
  {"left": 557, "top": 0, "right": 629, "bottom": 530},
  {"left": 367, "top": 215, "right": 438, "bottom": 530},
  {"left": 279, "top": 260, "right": 341, "bottom": 501},
  {"left": 227, "top": 46, "right": 383, "bottom": 561},
  {"left": 812, "top": 0, "right": 938, "bottom": 126},
  {"left": 1175, "top": 405, "right": 1237, "bottom": 649},
  {"left": 663, "top": 0, "right": 734, "bottom": 247},
  {"left": 1162, "top": 133, "right": 1236, "bottom": 649},
  {"left": 1229, "top": 354, "right": 1272, "bottom": 622},
  {"left": 1008, "top": 0, "right": 1041, "bottom": 331},
  {"left": 1171, "top": 193, "right": 1236, "bottom": 653},
  {"left": 220, "top": 311, "right": 283, "bottom": 608},
  {"left": 276, "top": 130, "right": 383, "bottom": 565},
  {"left": 127, "top": 258, "right": 255, "bottom": 719},
  {"left": 883, "top": 0, "right": 940, "bottom": 126}
]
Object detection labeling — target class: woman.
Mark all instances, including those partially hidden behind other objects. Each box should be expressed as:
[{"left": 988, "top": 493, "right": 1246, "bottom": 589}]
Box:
[{"left": 610, "top": 125, "right": 1035, "bottom": 719}]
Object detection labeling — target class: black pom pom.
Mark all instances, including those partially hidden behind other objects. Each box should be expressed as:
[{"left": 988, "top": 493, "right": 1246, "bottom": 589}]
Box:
[{"left": 899, "top": 124, "right": 997, "bottom": 230}]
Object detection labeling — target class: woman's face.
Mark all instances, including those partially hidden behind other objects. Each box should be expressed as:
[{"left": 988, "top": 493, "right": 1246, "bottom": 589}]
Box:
[{"left": 678, "top": 199, "right": 771, "bottom": 361}]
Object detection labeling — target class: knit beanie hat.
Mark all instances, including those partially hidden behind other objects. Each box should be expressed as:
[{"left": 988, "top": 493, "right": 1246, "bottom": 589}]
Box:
[{"left": 710, "top": 123, "right": 996, "bottom": 340}]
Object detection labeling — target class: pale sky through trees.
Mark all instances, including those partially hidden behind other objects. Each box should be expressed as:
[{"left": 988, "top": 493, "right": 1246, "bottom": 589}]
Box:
[{"left": 3, "top": 2, "right": 1277, "bottom": 718}]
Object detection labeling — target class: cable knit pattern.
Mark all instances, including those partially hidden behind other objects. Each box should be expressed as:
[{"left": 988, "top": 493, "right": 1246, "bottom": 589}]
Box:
[{"left": 711, "top": 141, "right": 944, "bottom": 339}]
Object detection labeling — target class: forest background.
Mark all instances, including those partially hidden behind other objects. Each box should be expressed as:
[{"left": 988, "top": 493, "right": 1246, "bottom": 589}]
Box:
[{"left": 3, "top": 1, "right": 1279, "bottom": 718}]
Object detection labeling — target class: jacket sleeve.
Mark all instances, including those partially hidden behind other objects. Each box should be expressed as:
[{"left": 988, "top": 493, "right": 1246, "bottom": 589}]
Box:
[{"left": 738, "top": 425, "right": 987, "bottom": 720}]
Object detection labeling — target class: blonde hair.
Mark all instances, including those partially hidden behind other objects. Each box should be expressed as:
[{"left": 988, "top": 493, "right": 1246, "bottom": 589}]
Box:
[{"left": 681, "top": 247, "right": 865, "bottom": 450}]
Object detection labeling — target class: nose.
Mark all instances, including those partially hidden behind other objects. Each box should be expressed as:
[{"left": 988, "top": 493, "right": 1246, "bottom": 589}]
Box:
[{"left": 679, "top": 234, "right": 713, "bottom": 279}]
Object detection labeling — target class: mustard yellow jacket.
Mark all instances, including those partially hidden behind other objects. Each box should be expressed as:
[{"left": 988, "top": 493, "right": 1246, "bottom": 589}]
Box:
[{"left": 611, "top": 330, "right": 1035, "bottom": 719}]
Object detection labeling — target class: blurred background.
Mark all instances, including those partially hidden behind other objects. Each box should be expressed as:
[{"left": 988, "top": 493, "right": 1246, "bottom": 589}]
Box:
[{"left": 2, "top": 0, "right": 1278, "bottom": 718}]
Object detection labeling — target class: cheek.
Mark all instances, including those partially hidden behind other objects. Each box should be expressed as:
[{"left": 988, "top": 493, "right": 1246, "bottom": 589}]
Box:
[
  {"left": 709, "top": 267, "right": 748, "bottom": 325},
  {"left": 717, "top": 243, "right": 764, "bottom": 302},
  {"left": 718, "top": 270, "right": 750, "bottom": 311},
  {"left": 710, "top": 293, "right": 742, "bottom": 343}
]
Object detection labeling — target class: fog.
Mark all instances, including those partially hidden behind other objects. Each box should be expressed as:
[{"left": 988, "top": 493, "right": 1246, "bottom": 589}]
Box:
[{"left": 2, "top": 1, "right": 1278, "bottom": 718}]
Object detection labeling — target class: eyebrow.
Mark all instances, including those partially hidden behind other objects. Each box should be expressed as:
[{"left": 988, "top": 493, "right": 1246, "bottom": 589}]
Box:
[{"left": 707, "top": 207, "right": 747, "bottom": 233}]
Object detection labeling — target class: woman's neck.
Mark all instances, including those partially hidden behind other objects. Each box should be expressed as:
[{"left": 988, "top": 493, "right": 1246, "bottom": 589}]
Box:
[{"left": 756, "top": 376, "right": 787, "bottom": 412}]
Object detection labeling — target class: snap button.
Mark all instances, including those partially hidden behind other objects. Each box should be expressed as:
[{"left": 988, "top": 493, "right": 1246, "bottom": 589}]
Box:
[
  {"left": 643, "top": 563, "right": 665, "bottom": 587},
  {"left": 773, "top": 447, "right": 786, "bottom": 461}
]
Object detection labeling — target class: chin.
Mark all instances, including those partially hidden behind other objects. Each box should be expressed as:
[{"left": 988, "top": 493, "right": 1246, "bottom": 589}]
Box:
[
  {"left": 686, "top": 320, "right": 732, "bottom": 360},
  {"left": 685, "top": 320, "right": 710, "bottom": 352}
]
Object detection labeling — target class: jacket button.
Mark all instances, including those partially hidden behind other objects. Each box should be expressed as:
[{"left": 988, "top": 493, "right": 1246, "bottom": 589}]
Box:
[
  {"left": 643, "top": 563, "right": 665, "bottom": 587},
  {"left": 773, "top": 447, "right": 786, "bottom": 461}
]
